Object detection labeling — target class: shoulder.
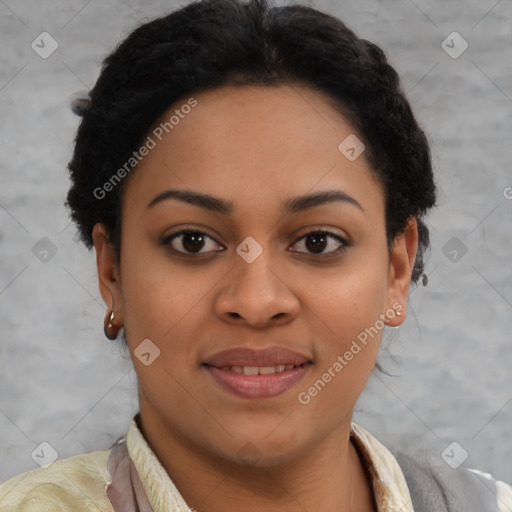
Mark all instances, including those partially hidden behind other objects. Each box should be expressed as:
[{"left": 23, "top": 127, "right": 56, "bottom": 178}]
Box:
[
  {"left": 0, "top": 449, "right": 114, "bottom": 512},
  {"left": 394, "top": 448, "right": 512, "bottom": 512},
  {"left": 351, "top": 423, "right": 512, "bottom": 512}
]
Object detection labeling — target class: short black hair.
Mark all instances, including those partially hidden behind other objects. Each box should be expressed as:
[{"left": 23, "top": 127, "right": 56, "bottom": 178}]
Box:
[{"left": 66, "top": 0, "right": 436, "bottom": 284}]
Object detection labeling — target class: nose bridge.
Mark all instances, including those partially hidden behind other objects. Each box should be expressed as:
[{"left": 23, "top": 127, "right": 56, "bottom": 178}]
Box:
[
  {"left": 233, "top": 236, "right": 283, "bottom": 298},
  {"left": 215, "top": 235, "right": 299, "bottom": 325}
]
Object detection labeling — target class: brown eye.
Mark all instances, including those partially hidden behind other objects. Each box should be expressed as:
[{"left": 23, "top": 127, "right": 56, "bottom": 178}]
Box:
[
  {"left": 305, "top": 232, "right": 328, "bottom": 253},
  {"left": 291, "top": 230, "right": 348, "bottom": 256},
  {"left": 164, "top": 230, "right": 223, "bottom": 255}
]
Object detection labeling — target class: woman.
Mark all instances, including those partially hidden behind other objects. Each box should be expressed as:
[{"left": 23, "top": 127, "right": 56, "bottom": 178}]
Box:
[{"left": 1, "top": 0, "right": 510, "bottom": 510}]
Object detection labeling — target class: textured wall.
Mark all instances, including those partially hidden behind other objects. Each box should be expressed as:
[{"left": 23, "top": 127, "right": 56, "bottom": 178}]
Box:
[{"left": 0, "top": 0, "right": 511, "bottom": 485}]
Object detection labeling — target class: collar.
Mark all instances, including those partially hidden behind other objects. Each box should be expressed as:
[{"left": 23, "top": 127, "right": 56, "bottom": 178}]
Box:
[
  {"left": 350, "top": 423, "right": 415, "bottom": 512},
  {"left": 126, "top": 415, "right": 414, "bottom": 512}
]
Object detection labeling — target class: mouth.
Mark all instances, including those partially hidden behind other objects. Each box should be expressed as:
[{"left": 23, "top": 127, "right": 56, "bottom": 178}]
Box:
[
  {"left": 205, "top": 362, "right": 309, "bottom": 375},
  {"left": 202, "top": 361, "right": 312, "bottom": 399},
  {"left": 202, "top": 345, "right": 311, "bottom": 368}
]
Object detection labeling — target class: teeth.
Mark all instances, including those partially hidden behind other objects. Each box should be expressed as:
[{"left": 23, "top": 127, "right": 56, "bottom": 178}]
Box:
[
  {"left": 259, "top": 366, "right": 277, "bottom": 374},
  {"left": 220, "top": 363, "right": 304, "bottom": 374}
]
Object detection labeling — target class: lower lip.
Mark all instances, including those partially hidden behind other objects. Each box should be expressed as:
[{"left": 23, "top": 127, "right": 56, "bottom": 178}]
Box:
[{"left": 203, "top": 363, "right": 311, "bottom": 399}]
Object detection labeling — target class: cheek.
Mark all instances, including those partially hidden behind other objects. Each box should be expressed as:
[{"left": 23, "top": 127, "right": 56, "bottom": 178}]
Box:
[
  {"left": 120, "top": 237, "right": 190, "bottom": 328},
  {"left": 307, "top": 249, "right": 389, "bottom": 339},
  {"left": 299, "top": 254, "right": 388, "bottom": 405},
  {"left": 119, "top": 240, "right": 219, "bottom": 369},
  {"left": 118, "top": 243, "right": 209, "bottom": 405}
]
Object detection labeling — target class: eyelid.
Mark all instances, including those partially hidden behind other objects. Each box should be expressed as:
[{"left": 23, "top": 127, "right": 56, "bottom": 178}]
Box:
[{"left": 293, "top": 227, "right": 349, "bottom": 243}]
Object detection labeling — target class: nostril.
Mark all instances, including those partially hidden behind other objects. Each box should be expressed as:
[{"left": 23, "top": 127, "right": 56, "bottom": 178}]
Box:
[{"left": 228, "top": 312, "right": 241, "bottom": 318}]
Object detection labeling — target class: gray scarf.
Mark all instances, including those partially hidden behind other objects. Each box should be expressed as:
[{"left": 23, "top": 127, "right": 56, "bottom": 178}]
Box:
[{"left": 394, "top": 451, "right": 500, "bottom": 512}]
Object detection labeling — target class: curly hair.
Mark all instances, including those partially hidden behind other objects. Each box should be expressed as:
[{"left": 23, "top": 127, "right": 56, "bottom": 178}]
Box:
[{"left": 66, "top": 0, "right": 436, "bottom": 284}]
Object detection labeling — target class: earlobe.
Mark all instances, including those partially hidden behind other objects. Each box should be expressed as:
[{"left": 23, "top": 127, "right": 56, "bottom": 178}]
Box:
[
  {"left": 385, "top": 217, "right": 419, "bottom": 327},
  {"left": 92, "top": 223, "right": 123, "bottom": 331}
]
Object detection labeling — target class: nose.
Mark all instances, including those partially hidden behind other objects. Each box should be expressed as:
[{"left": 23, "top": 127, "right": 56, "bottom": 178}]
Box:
[{"left": 214, "top": 246, "right": 300, "bottom": 328}]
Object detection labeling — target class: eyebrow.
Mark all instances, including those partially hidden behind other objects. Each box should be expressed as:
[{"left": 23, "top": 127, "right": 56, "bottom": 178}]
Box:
[{"left": 146, "top": 188, "right": 364, "bottom": 214}]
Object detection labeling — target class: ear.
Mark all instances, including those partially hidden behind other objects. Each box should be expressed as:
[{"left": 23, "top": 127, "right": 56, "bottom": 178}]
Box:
[
  {"left": 92, "top": 223, "right": 123, "bottom": 326},
  {"left": 385, "top": 217, "right": 418, "bottom": 326}
]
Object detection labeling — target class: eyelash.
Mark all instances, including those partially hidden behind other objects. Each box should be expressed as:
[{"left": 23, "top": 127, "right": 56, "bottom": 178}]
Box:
[{"left": 162, "top": 228, "right": 349, "bottom": 258}]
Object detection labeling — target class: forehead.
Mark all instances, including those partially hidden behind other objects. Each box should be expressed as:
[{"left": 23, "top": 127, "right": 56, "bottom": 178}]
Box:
[{"left": 122, "top": 84, "right": 384, "bottom": 219}]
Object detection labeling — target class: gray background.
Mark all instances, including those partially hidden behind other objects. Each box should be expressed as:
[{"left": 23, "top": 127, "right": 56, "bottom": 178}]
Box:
[{"left": 1, "top": 0, "right": 511, "bottom": 486}]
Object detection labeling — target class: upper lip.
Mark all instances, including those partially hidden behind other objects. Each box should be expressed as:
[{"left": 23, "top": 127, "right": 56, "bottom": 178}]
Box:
[{"left": 203, "top": 346, "right": 311, "bottom": 368}]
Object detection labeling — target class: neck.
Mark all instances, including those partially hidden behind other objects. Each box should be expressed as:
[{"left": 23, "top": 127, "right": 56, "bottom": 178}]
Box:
[{"left": 136, "top": 405, "right": 376, "bottom": 512}]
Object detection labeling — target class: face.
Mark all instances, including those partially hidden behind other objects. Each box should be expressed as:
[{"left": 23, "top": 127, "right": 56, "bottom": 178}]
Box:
[{"left": 93, "top": 84, "right": 417, "bottom": 467}]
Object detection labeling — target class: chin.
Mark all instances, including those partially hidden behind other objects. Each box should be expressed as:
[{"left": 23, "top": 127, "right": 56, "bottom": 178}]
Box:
[{"left": 203, "top": 429, "right": 310, "bottom": 469}]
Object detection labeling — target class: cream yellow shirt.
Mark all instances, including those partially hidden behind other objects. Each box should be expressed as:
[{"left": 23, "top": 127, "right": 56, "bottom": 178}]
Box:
[{"left": 1, "top": 419, "right": 510, "bottom": 511}]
